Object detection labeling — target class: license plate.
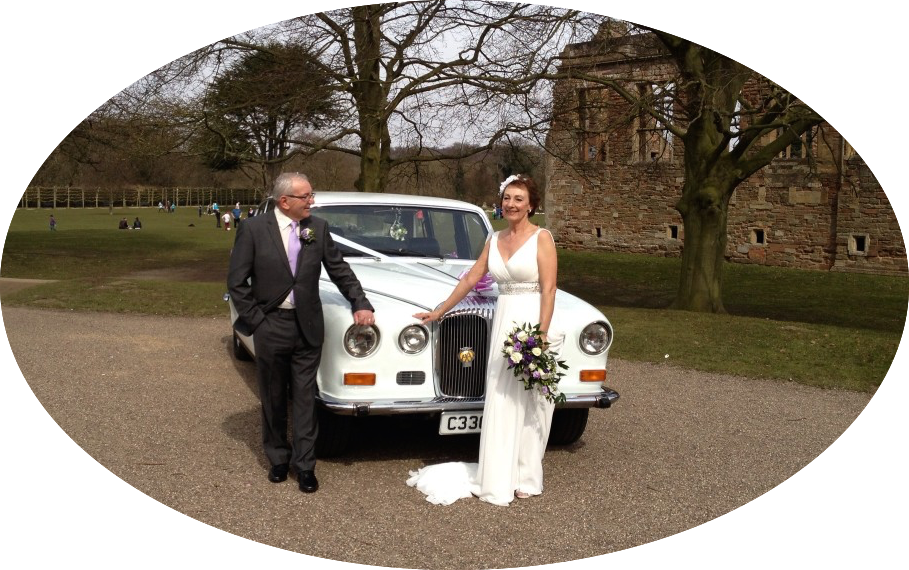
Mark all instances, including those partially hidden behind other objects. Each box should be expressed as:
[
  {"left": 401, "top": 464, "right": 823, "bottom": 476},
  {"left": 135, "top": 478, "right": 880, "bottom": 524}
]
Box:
[{"left": 439, "top": 411, "right": 483, "bottom": 435}]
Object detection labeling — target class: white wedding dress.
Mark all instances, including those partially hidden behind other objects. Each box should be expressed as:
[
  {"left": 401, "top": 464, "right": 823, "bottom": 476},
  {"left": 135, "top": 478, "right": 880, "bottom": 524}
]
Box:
[{"left": 407, "top": 228, "right": 562, "bottom": 506}]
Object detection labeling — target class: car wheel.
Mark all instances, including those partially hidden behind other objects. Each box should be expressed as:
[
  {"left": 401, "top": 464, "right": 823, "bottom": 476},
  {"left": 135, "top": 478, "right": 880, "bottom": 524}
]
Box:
[
  {"left": 548, "top": 408, "right": 589, "bottom": 446},
  {"left": 232, "top": 332, "right": 253, "bottom": 361},
  {"left": 315, "top": 407, "right": 354, "bottom": 457}
]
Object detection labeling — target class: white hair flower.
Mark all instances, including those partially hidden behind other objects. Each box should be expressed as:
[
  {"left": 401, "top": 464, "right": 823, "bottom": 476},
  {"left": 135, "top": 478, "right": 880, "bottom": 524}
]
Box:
[{"left": 498, "top": 174, "right": 521, "bottom": 196}]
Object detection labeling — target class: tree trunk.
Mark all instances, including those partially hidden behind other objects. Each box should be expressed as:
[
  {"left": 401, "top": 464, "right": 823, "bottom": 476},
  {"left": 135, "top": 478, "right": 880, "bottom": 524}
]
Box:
[
  {"left": 352, "top": 6, "right": 391, "bottom": 193},
  {"left": 671, "top": 179, "right": 732, "bottom": 312}
]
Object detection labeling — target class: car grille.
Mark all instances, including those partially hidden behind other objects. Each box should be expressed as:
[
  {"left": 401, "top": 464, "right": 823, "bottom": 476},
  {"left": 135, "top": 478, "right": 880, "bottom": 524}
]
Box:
[
  {"left": 437, "top": 296, "right": 495, "bottom": 398},
  {"left": 396, "top": 371, "right": 426, "bottom": 385}
]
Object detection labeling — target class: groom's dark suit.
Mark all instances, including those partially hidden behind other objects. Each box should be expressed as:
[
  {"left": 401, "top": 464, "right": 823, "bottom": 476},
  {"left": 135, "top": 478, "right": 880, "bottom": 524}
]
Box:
[{"left": 227, "top": 207, "right": 373, "bottom": 478}]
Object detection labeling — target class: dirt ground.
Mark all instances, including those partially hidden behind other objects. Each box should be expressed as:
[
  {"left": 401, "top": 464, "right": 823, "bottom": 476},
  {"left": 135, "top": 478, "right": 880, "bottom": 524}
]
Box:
[{"left": 2, "top": 299, "right": 882, "bottom": 569}]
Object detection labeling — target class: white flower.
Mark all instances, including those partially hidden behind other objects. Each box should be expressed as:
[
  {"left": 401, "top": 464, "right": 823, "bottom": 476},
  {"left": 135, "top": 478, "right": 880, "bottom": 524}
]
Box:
[
  {"left": 510, "top": 352, "right": 523, "bottom": 364},
  {"left": 498, "top": 174, "right": 520, "bottom": 196},
  {"left": 528, "top": 363, "right": 537, "bottom": 371},
  {"left": 505, "top": 346, "right": 514, "bottom": 355},
  {"left": 516, "top": 330, "right": 528, "bottom": 342},
  {"left": 531, "top": 347, "right": 542, "bottom": 357}
]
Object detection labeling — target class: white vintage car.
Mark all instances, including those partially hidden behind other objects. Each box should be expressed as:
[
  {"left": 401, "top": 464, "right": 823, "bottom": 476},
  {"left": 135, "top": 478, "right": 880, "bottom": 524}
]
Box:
[{"left": 228, "top": 192, "right": 618, "bottom": 456}]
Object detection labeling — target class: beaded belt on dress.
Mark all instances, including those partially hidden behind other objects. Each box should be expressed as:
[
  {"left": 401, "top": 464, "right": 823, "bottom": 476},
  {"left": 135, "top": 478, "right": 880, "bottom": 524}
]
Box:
[{"left": 498, "top": 282, "right": 541, "bottom": 295}]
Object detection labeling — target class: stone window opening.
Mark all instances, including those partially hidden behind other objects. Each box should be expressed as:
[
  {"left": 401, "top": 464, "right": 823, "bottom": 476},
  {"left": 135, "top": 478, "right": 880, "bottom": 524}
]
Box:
[
  {"left": 849, "top": 234, "right": 869, "bottom": 256},
  {"left": 635, "top": 82, "right": 674, "bottom": 163},
  {"left": 751, "top": 228, "right": 766, "bottom": 245},
  {"left": 577, "top": 88, "right": 609, "bottom": 163},
  {"left": 596, "top": 227, "right": 602, "bottom": 238},
  {"left": 777, "top": 126, "right": 816, "bottom": 160},
  {"left": 667, "top": 224, "right": 679, "bottom": 239}
]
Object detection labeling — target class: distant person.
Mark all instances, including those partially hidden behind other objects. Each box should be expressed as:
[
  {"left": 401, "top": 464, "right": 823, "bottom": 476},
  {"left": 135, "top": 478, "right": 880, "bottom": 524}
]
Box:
[
  {"left": 158, "top": 201, "right": 164, "bottom": 213},
  {"left": 222, "top": 211, "right": 232, "bottom": 231},
  {"left": 166, "top": 200, "right": 171, "bottom": 213},
  {"left": 49, "top": 214, "right": 57, "bottom": 231},
  {"left": 198, "top": 205, "right": 203, "bottom": 218},
  {"left": 232, "top": 205, "right": 242, "bottom": 228},
  {"left": 213, "top": 202, "right": 221, "bottom": 227},
  {"left": 248, "top": 206, "right": 255, "bottom": 218},
  {"left": 170, "top": 202, "right": 176, "bottom": 213},
  {"left": 133, "top": 217, "right": 142, "bottom": 230},
  {"left": 118, "top": 217, "right": 129, "bottom": 230}
]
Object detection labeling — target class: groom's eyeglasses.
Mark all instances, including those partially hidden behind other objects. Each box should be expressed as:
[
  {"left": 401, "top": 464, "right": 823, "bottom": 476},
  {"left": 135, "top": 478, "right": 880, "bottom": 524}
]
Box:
[{"left": 286, "top": 193, "right": 316, "bottom": 201}]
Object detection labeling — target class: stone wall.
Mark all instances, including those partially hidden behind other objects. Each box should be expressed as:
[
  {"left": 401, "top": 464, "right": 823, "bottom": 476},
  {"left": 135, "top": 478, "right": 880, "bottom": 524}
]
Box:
[{"left": 545, "top": 33, "right": 907, "bottom": 276}]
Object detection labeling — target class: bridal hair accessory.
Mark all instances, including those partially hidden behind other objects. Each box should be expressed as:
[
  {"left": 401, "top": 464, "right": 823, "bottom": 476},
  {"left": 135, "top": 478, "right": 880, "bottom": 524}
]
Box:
[
  {"left": 498, "top": 174, "right": 522, "bottom": 196},
  {"left": 502, "top": 322, "right": 568, "bottom": 405}
]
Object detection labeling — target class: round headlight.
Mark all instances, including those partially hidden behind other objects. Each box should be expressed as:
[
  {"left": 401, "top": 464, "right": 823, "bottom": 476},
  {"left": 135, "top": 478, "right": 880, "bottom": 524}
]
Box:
[
  {"left": 344, "top": 325, "right": 380, "bottom": 357},
  {"left": 579, "top": 321, "right": 612, "bottom": 355},
  {"left": 398, "top": 325, "right": 428, "bottom": 354}
]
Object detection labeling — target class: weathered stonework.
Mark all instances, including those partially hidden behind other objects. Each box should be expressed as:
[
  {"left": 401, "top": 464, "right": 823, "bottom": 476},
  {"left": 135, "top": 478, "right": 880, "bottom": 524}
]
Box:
[{"left": 545, "top": 31, "right": 907, "bottom": 276}]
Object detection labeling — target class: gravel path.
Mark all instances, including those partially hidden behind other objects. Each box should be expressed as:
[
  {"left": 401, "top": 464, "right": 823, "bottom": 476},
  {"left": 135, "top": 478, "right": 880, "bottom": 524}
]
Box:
[{"left": 2, "top": 306, "right": 873, "bottom": 568}]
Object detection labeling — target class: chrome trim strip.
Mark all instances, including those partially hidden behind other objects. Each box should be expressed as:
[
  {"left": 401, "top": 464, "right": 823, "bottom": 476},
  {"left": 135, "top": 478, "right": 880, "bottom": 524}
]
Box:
[{"left": 317, "top": 387, "right": 620, "bottom": 416}]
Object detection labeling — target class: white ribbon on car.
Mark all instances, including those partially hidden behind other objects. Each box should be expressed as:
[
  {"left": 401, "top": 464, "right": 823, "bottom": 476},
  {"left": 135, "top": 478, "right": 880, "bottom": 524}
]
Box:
[{"left": 329, "top": 232, "right": 460, "bottom": 286}]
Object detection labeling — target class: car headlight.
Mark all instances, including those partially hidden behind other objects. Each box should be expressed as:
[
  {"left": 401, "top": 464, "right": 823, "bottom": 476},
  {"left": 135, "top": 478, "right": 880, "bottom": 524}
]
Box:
[
  {"left": 344, "top": 325, "right": 380, "bottom": 357},
  {"left": 579, "top": 321, "right": 612, "bottom": 355},
  {"left": 398, "top": 325, "right": 428, "bottom": 354}
]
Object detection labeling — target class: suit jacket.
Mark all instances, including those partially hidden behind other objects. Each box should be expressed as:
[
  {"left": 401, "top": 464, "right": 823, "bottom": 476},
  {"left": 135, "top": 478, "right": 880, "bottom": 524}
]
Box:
[{"left": 227, "top": 210, "right": 373, "bottom": 346}]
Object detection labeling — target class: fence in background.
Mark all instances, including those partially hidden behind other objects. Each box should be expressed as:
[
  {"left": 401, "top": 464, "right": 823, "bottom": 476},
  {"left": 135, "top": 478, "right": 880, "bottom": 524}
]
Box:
[{"left": 20, "top": 187, "right": 266, "bottom": 209}]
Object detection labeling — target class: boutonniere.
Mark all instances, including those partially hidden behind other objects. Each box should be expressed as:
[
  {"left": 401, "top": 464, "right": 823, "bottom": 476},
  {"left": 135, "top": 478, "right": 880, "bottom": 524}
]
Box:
[{"left": 300, "top": 227, "right": 316, "bottom": 246}]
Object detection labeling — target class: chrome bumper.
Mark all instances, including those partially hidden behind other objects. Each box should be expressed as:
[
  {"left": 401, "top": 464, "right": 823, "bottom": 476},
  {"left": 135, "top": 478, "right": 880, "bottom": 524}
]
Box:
[{"left": 317, "top": 387, "right": 620, "bottom": 417}]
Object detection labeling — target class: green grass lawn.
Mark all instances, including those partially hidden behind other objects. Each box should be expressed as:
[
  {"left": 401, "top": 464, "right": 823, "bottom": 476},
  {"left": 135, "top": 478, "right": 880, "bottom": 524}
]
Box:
[{"left": 4, "top": 206, "right": 907, "bottom": 392}]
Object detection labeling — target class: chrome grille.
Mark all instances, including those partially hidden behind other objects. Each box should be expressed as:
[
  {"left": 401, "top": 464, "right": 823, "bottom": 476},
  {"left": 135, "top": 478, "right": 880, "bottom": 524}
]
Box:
[
  {"left": 396, "top": 371, "right": 426, "bottom": 385},
  {"left": 436, "top": 296, "right": 495, "bottom": 398}
]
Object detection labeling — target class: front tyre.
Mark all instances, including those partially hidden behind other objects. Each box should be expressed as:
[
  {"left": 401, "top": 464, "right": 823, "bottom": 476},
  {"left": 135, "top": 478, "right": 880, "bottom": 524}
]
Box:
[{"left": 548, "top": 408, "right": 589, "bottom": 446}]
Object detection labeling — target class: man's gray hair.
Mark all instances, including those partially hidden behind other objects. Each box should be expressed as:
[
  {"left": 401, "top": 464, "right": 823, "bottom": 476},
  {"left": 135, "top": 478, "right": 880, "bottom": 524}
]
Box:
[{"left": 272, "top": 173, "right": 310, "bottom": 200}]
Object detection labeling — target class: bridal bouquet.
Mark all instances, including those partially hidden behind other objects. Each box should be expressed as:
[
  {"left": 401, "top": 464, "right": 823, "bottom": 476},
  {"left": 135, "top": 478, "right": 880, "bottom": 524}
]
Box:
[{"left": 502, "top": 322, "right": 568, "bottom": 405}]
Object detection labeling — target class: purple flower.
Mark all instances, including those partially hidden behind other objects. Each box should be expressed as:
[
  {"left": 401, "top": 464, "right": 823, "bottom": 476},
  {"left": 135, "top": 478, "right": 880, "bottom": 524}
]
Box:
[
  {"left": 542, "top": 386, "right": 550, "bottom": 395},
  {"left": 514, "top": 341, "right": 522, "bottom": 351},
  {"left": 524, "top": 353, "right": 533, "bottom": 363},
  {"left": 526, "top": 337, "right": 536, "bottom": 348},
  {"left": 532, "top": 371, "right": 541, "bottom": 379},
  {"left": 457, "top": 270, "right": 493, "bottom": 293}
]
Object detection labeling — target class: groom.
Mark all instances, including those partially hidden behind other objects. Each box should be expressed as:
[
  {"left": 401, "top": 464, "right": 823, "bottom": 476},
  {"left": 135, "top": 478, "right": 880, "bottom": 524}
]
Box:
[{"left": 227, "top": 172, "right": 375, "bottom": 493}]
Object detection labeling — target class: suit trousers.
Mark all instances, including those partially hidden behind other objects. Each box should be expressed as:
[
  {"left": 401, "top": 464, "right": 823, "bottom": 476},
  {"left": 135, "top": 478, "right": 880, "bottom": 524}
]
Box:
[{"left": 252, "top": 309, "right": 321, "bottom": 473}]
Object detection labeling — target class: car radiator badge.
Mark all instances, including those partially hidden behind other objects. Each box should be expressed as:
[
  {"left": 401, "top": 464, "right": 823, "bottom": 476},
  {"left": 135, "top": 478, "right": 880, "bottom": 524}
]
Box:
[{"left": 458, "top": 347, "right": 475, "bottom": 368}]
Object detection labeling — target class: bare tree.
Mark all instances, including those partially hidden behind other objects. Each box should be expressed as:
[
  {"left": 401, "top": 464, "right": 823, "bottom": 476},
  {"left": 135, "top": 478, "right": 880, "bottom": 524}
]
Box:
[
  {"left": 547, "top": 22, "right": 824, "bottom": 313},
  {"left": 116, "top": 2, "right": 594, "bottom": 193}
]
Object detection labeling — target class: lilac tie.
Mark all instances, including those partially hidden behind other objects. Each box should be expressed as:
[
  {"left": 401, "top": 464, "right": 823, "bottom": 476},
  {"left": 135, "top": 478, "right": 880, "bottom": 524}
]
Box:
[{"left": 288, "top": 220, "right": 300, "bottom": 305}]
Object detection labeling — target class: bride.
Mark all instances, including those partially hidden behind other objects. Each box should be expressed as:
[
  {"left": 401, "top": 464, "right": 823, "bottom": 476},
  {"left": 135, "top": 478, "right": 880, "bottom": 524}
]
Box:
[{"left": 409, "top": 174, "right": 563, "bottom": 506}]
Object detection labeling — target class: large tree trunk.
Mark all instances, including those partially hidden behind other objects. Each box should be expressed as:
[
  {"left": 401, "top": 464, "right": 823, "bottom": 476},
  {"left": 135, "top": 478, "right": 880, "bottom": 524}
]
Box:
[
  {"left": 352, "top": 5, "right": 391, "bottom": 193},
  {"left": 671, "top": 179, "right": 732, "bottom": 312}
]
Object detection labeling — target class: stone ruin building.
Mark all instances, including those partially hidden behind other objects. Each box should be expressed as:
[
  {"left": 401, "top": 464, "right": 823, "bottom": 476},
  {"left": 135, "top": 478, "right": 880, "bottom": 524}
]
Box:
[{"left": 544, "top": 26, "right": 906, "bottom": 276}]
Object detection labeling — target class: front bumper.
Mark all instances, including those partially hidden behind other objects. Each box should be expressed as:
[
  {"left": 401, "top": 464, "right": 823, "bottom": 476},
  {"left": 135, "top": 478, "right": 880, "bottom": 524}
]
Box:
[{"left": 317, "top": 387, "right": 620, "bottom": 417}]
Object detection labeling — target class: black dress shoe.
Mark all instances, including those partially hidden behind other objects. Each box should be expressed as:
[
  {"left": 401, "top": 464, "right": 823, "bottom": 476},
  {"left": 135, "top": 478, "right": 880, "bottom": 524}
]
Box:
[
  {"left": 298, "top": 470, "right": 319, "bottom": 493},
  {"left": 268, "top": 463, "right": 289, "bottom": 483}
]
